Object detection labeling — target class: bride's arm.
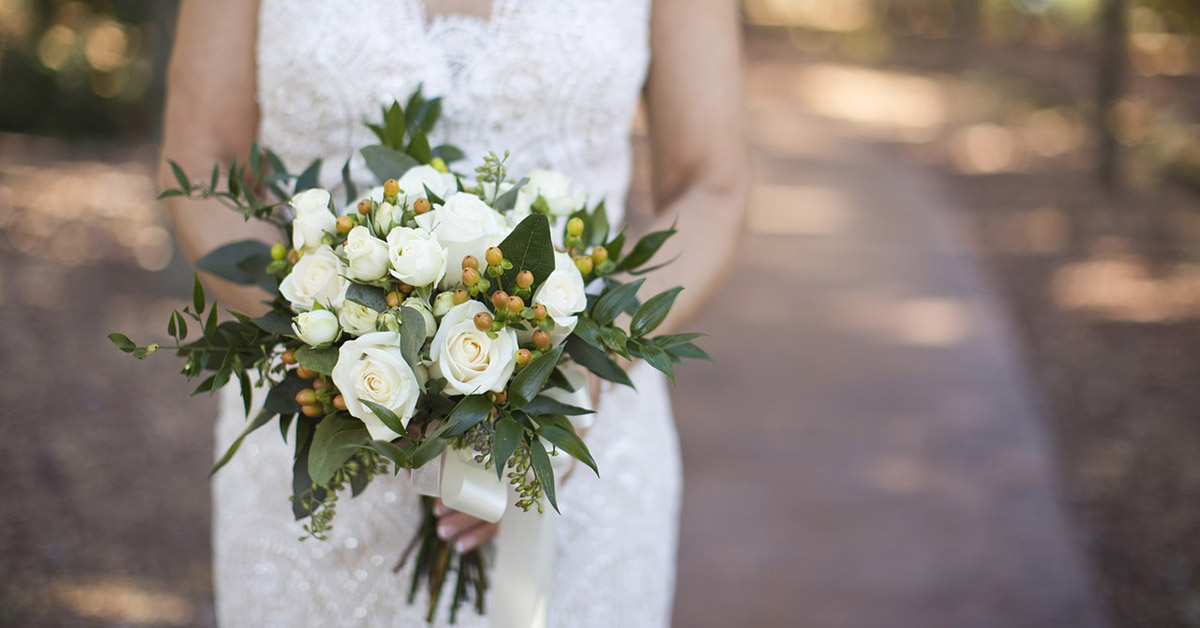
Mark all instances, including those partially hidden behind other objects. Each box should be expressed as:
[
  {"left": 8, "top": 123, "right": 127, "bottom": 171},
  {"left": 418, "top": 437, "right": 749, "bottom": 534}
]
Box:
[
  {"left": 636, "top": 0, "right": 750, "bottom": 335},
  {"left": 160, "top": 0, "right": 275, "bottom": 316}
]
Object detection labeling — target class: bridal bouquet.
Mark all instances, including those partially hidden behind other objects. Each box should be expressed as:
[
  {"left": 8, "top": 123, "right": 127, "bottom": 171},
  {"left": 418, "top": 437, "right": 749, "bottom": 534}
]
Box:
[{"left": 109, "top": 90, "right": 706, "bottom": 623}]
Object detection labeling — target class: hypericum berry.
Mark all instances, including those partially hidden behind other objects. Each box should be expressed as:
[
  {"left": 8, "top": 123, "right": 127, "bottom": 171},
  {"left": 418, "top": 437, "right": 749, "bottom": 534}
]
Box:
[
  {"left": 462, "top": 255, "right": 479, "bottom": 271},
  {"left": 280, "top": 349, "right": 297, "bottom": 365},
  {"left": 430, "top": 157, "right": 449, "bottom": 173},
  {"left": 271, "top": 242, "right": 287, "bottom": 261},
  {"left": 399, "top": 283, "right": 414, "bottom": 295},
  {"left": 311, "top": 378, "right": 328, "bottom": 391},
  {"left": 357, "top": 198, "right": 372, "bottom": 215},
  {"left": 491, "top": 290, "right": 509, "bottom": 310},
  {"left": 453, "top": 288, "right": 470, "bottom": 304},
  {"left": 574, "top": 254, "right": 594, "bottom": 275},
  {"left": 462, "top": 267, "right": 480, "bottom": 287},
  {"left": 413, "top": 197, "right": 431, "bottom": 214},
  {"left": 295, "top": 365, "right": 318, "bottom": 380},
  {"left": 516, "top": 270, "right": 534, "bottom": 288},
  {"left": 287, "top": 250, "right": 299, "bottom": 264},
  {"left": 532, "top": 304, "right": 547, "bottom": 320},
  {"left": 492, "top": 390, "right": 508, "bottom": 404},
  {"left": 336, "top": 215, "right": 354, "bottom": 233},
  {"left": 474, "top": 311, "right": 494, "bottom": 331},
  {"left": 383, "top": 179, "right": 400, "bottom": 198},
  {"left": 301, "top": 404, "right": 323, "bottom": 418},
  {"left": 332, "top": 395, "right": 347, "bottom": 411},
  {"left": 591, "top": 245, "right": 608, "bottom": 265},
  {"left": 295, "top": 389, "right": 317, "bottom": 405},
  {"left": 567, "top": 217, "right": 585, "bottom": 237},
  {"left": 532, "top": 329, "right": 551, "bottom": 350},
  {"left": 386, "top": 291, "right": 403, "bottom": 308},
  {"left": 507, "top": 295, "right": 524, "bottom": 313},
  {"left": 485, "top": 247, "right": 504, "bottom": 267},
  {"left": 515, "top": 348, "right": 532, "bottom": 365}
]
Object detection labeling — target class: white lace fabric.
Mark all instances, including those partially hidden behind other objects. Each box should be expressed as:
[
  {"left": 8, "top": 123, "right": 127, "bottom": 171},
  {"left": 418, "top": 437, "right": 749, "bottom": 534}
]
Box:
[{"left": 213, "top": 1, "right": 681, "bottom": 626}]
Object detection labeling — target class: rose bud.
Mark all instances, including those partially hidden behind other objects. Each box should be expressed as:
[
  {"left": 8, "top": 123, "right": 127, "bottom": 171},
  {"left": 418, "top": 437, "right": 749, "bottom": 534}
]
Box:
[
  {"left": 491, "top": 290, "right": 509, "bottom": 310},
  {"left": 532, "top": 304, "right": 547, "bottom": 320},
  {"left": 533, "top": 329, "right": 551, "bottom": 350},
  {"left": 591, "top": 245, "right": 608, "bottom": 265},
  {"left": 357, "top": 198, "right": 372, "bottom": 215},
  {"left": 462, "top": 267, "right": 480, "bottom": 287},
  {"left": 507, "top": 295, "right": 524, "bottom": 313},
  {"left": 295, "top": 365, "right": 318, "bottom": 380},
  {"left": 515, "top": 348, "right": 532, "bottom": 365},
  {"left": 295, "top": 389, "right": 317, "bottom": 405},
  {"left": 280, "top": 349, "right": 297, "bottom": 365},
  {"left": 386, "top": 291, "right": 403, "bottom": 308},
  {"left": 271, "top": 242, "right": 287, "bottom": 261},
  {"left": 432, "top": 291, "right": 457, "bottom": 318},
  {"left": 462, "top": 255, "right": 479, "bottom": 271},
  {"left": 453, "top": 288, "right": 470, "bottom": 304},
  {"left": 567, "top": 217, "right": 584, "bottom": 237},
  {"left": 413, "top": 197, "right": 431, "bottom": 215},
  {"left": 485, "top": 246, "right": 504, "bottom": 267},
  {"left": 474, "top": 311, "right": 494, "bottom": 331},
  {"left": 336, "top": 215, "right": 354, "bottom": 233},
  {"left": 516, "top": 270, "right": 534, "bottom": 289},
  {"left": 332, "top": 394, "right": 347, "bottom": 411},
  {"left": 301, "top": 404, "right": 324, "bottom": 418},
  {"left": 383, "top": 179, "right": 400, "bottom": 198},
  {"left": 574, "top": 254, "right": 594, "bottom": 275}
]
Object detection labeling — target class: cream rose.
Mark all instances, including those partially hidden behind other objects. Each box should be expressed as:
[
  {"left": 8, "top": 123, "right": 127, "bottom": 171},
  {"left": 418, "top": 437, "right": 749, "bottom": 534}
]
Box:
[
  {"left": 338, "top": 300, "right": 381, "bottom": 337},
  {"left": 535, "top": 251, "right": 587, "bottom": 320},
  {"left": 343, "top": 226, "right": 390, "bottom": 281},
  {"left": 292, "top": 309, "right": 340, "bottom": 346},
  {"left": 414, "top": 193, "right": 507, "bottom": 286},
  {"left": 514, "top": 169, "right": 586, "bottom": 218},
  {"left": 431, "top": 291, "right": 457, "bottom": 318},
  {"left": 398, "top": 165, "right": 454, "bottom": 209},
  {"left": 280, "top": 246, "right": 348, "bottom": 311},
  {"left": 290, "top": 189, "right": 336, "bottom": 253},
  {"left": 430, "top": 301, "right": 518, "bottom": 395},
  {"left": 331, "top": 332, "right": 421, "bottom": 441},
  {"left": 386, "top": 227, "right": 447, "bottom": 288}
]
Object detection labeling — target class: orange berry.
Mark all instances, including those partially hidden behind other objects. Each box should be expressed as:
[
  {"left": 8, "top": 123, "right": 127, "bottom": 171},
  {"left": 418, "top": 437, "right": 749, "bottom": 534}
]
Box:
[
  {"left": 357, "top": 199, "right": 372, "bottom": 215},
  {"left": 295, "top": 365, "right": 318, "bottom": 380},
  {"left": 516, "top": 270, "right": 534, "bottom": 288},
  {"left": 301, "top": 404, "right": 324, "bottom": 418},
  {"left": 399, "top": 283, "right": 414, "bottom": 295},
  {"left": 281, "top": 349, "right": 297, "bottom": 365},
  {"left": 413, "top": 197, "right": 431, "bottom": 214},
  {"left": 591, "top": 245, "right": 608, "bottom": 265},
  {"left": 453, "top": 288, "right": 470, "bottom": 304},
  {"left": 386, "top": 291, "right": 403, "bottom": 308},
  {"left": 491, "top": 290, "right": 509, "bottom": 310},
  {"left": 485, "top": 247, "right": 504, "bottom": 267},
  {"left": 574, "top": 255, "right": 593, "bottom": 275},
  {"left": 295, "top": 389, "right": 317, "bottom": 405},
  {"left": 474, "top": 312, "right": 494, "bottom": 331},
  {"left": 532, "top": 330, "right": 550, "bottom": 350},
  {"left": 336, "top": 215, "right": 354, "bottom": 233},
  {"left": 332, "top": 395, "right": 347, "bottom": 411},
  {"left": 462, "top": 267, "right": 480, "bottom": 287},
  {"left": 566, "top": 217, "right": 584, "bottom": 237},
  {"left": 507, "top": 295, "right": 524, "bottom": 313},
  {"left": 462, "top": 255, "right": 479, "bottom": 271},
  {"left": 311, "top": 378, "right": 328, "bottom": 391},
  {"left": 383, "top": 179, "right": 400, "bottom": 197},
  {"left": 532, "top": 304, "right": 547, "bottom": 321},
  {"left": 515, "top": 348, "right": 532, "bottom": 365}
]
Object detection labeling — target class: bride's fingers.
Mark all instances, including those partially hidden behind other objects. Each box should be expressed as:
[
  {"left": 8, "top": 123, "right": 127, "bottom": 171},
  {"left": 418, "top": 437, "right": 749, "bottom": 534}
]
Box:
[
  {"left": 436, "top": 511, "right": 485, "bottom": 540},
  {"left": 452, "top": 522, "right": 499, "bottom": 553},
  {"left": 433, "top": 498, "right": 452, "bottom": 517}
]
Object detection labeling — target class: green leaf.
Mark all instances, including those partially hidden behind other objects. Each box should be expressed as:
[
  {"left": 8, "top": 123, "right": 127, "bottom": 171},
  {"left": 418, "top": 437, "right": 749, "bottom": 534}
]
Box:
[
  {"left": 238, "top": 369, "right": 252, "bottom": 416},
  {"left": 442, "top": 395, "right": 493, "bottom": 437},
  {"left": 400, "top": 306, "right": 425, "bottom": 368},
  {"left": 415, "top": 98, "right": 442, "bottom": 135},
  {"left": 422, "top": 183, "right": 444, "bottom": 207},
  {"left": 107, "top": 333, "right": 136, "bottom": 353},
  {"left": 599, "top": 326, "right": 629, "bottom": 358},
  {"left": 407, "top": 131, "right": 432, "bottom": 164},
  {"left": 308, "top": 415, "right": 370, "bottom": 486},
  {"left": 362, "top": 145, "right": 419, "bottom": 183},
  {"left": 588, "top": 201, "right": 609, "bottom": 247},
  {"left": 211, "top": 408, "right": 275, "bottom": 476},
  {"left": 547, "top": 368, "right": 576, "bottom": 392},
  {"left": 345, "top": 283, "right": 388, "bottom": 312},
  {"left": 528, "top": 437, "right": 559, "bottom": 513},
  {"left": 204, "top": 306, "right": 219, "bottom": 339},
  {"left": 639, "top": 343, "right": 675, "bottom": 384},
  {"left": 279, "top": 413, "right": 294, "bottom": 441},
  {"left": 616, "top": 221, "right": 678, "bottom": 272},
  {"left": 630, "top": 287, "right": 683, "bottom": 337},
  {"left": 571, "top": 316, "right": 604, "bottom": 350},
  {"left": 196, "top": 240, "right": 274, "bottom": 287},
  {"left": 537, "top": 425, "right": 597, "bottom": 476},
  {"left": 250, "top": 310, "right": 294, "bottom": 336},
  {"left": 605, "top": 227, "right": 627, "bottom": 260},
  {"left": 360, "top": 399, "right": 408, "bottom": 436},
  {"left": 492, "top": 417, "right": 524, "bottom": 480},
  {"left": 292, "top": 416, "right": 325, "bottom": 520},
  {"left": 592, "top": 278, "right": 644, "bottom": 326},
  {"left": 341, "top": 158, "right": 358, "bottom": 205},
  {"left": 565, "top": 336, "right": 633, "bottom": 387},
  {"left": 497, "top": 214, "right": 555, "bottom": 293},
  {"left": 265, "top": 373, "right": 309, "bottom": 415},
  {"left": 650, "top": 332, "right": 706, "bottom": 349},
  {"left": 363, "top": 439, "right": 411, "bottom": 468},
  {"left": 493, "top": 177, "right": 528, "bottom": 213},
  {"left": 295, "top": 159, "right": 322, "bottom": 193},
  {"left": 167, "top": 159, "right": 191, "bottom": 191},
  {"left": 531, "top": 413, "right": 574, "bottom": 431},
  {"left": 523, "top": 395, "right": 594, "bottom": 417},
  {"left": 431, "top": 144, "right": 465, "bottom": 164},
  {"left": 295, "top": 345, "right": 338, "bottom": 376},
  {"left": 409, "top": 434, "right": 447, "bottom": 468},
  {"left": 385, "top": 101, "right": 407, "bottom": 149},
  {"left": 192, "top": 274, "right": 206, "bottom": 314},
  {"left": 508, "top": 343, "right": 565, "bottom": 409},
  {"left": 667, "top": 340, "right": 713, "bottom": 361}
]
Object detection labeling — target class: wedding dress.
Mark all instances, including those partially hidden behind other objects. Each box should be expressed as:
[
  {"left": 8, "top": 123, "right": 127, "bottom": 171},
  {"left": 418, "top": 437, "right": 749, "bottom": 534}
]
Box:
[{"left": 212, "top": 1, "right": 682, "bottom": 626}]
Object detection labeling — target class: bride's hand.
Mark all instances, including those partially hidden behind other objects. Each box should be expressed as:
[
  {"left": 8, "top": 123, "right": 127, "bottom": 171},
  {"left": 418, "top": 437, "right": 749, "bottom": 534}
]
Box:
[{"left": 433, "top": 499, "right": 498, "bottom": 552}]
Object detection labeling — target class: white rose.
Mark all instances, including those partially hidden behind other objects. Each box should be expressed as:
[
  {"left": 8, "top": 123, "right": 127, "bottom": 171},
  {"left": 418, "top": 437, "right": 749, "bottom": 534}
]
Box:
[
  {"left": 414, "top": 193, "right": 507, "bottom": 286},
  {"left": 280, "top": 246, "right": 348, "bottom": 312},
  {"left": 535, "top": 251, "right": 587, "bottom": 320},
  {"left": 514, "top": 170, "right": 586, "bottom": 218},
  {"left": 343, "top": 226, "right": 390, "bottom": 281},
  {"left": 332, "top": 332, "right": 421, "bottom": 440},
  {"left": 387, "top": 227, "right": 447, "bottom": 288},
  {"left": 338, "top": 300, "right": 381, "bottom": 337},
  {"left": 432, "top": 291, "right": 457, "bottom": 318},
  {"left": 430, "top": 301, "right": 518, "bottom": 395},
  {"left": 290, "top": 189, "right": 336, "bottom": 253},
  {"left": 402, "top": 297, "right": 437, "bottom": 339},
  {"left": 292, "top": 309, "right": 340, "bottom": 346},
  {"left": 398, "top": 165, "right": 455, "bottom": 208}
]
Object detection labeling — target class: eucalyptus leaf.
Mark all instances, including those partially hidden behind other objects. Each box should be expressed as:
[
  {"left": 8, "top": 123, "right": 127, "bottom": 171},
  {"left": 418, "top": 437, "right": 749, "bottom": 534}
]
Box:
[
  {"left": 400, "top": 306, "right": 425, "bottom": 368},
  {"left": 507, "top": 343, "right": 565, "bottom": 409},
  {"left": 346, "top": 284, "right": 388, "bottom": 312},
  {"left": 196, "top": 240, "right": 274, "bottom": 287},
  {"left": 308, "top": 415, "right": 370, "bottom": 486},
  {"left": 295, "top": 345, "right": 338, "bottom": 376},
  {"left": 431, "top": 144, "right": 465, "bottom": 164},
  {"left": 362, "top": 145, "right": 419, "bottom": 183}
]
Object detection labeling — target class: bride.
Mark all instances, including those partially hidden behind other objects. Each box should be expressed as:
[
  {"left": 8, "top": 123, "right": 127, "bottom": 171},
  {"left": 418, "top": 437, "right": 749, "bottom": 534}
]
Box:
[{"left": 160, "top": 0, "right": 746, "bottom": 625}]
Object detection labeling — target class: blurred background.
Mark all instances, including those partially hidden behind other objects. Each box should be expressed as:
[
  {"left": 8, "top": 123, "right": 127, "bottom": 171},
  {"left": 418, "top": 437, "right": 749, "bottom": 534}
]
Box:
[{"left": 2, "top": 0, "right": 1200, "bottom": 626}]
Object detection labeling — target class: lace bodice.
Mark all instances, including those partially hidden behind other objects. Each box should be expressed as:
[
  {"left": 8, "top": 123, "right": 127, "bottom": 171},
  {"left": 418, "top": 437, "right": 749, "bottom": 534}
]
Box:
[{"left": 213, "top": 2, "right": 681, "bottom": 627}]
